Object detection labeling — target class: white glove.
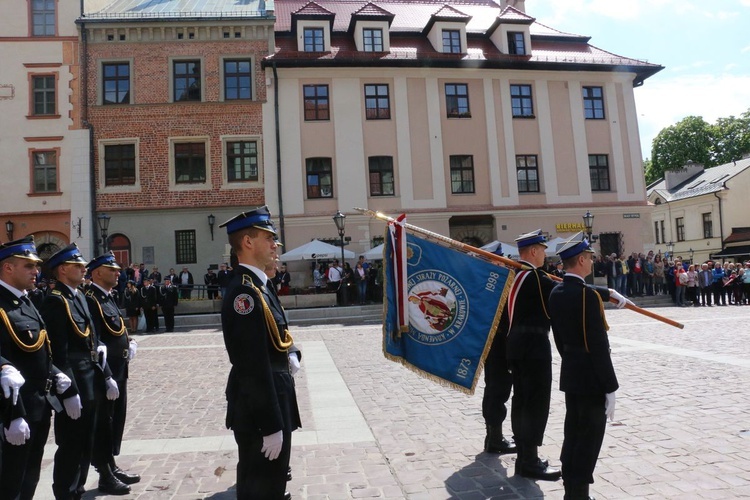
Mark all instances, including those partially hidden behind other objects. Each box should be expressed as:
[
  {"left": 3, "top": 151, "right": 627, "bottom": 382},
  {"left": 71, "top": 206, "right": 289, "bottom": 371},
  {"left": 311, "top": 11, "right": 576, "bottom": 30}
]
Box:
[
  {"left": 128, "top": 339, "right": 138, "bottom": 360},
  {"left": 608, "top": 289, "right": 628, "bottom": 309},
  {"left": 1, "top": 365, "right": 25, "bottom": 405},
  {"left": 105, "top": 378, "right": 120, "bottom": 401},
  {"left": 289, "top": 354, "right": 300, "bottom": 377},
  {"left": 63, "top": 395, "right": 82, "bottom": 420},
  {"left": 97, "top": 345, "right": 108, "bottom": 370},
  {"left": 4, "top": 417, "right": 31, "bottom": 446},
  {"left": 261, "top": 430, "right": 283, "bottom": 461},
  {"left": 605, "top": 392, "right": 616, "bottom": 421},
  {"left": 56, "top": 373, "right": 72, "bottom": 394}
]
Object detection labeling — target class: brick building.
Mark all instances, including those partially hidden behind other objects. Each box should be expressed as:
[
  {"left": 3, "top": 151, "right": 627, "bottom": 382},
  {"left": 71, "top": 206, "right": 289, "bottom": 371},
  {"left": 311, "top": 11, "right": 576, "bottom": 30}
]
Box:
[
  {"left": 81, "top": 0, "right": 274, "bottom": 277},
  {"left": 262, "top": 0, "right": 663, "bottom": 280}
]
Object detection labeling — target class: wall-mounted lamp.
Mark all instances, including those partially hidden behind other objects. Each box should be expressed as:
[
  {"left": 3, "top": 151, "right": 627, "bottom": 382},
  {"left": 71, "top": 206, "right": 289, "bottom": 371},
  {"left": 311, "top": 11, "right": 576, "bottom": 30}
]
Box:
[
  {"left": 71, "top": 217, "right": 82, "bottom": 238},
  {"left": 5, "top": 220, "right": 14, "bottom": 241},
  {"left": 97, "top": 213, "right": 111, "bottom": 253},
  {"left": 208, "top": 214, "right": 216, "bottom": 241}
]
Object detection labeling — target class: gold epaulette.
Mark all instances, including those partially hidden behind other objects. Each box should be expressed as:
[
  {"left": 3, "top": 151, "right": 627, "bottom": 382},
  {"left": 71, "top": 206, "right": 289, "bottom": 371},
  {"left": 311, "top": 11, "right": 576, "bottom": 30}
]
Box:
[
  {"left": 85, "top": 289, "right": 95, "bottom": 298},
  {"left": 241, "top": 274, "right": 255, "bottom": 287},
  {"left": 51, "top": 289, "right": 62, "bottom": 296}
]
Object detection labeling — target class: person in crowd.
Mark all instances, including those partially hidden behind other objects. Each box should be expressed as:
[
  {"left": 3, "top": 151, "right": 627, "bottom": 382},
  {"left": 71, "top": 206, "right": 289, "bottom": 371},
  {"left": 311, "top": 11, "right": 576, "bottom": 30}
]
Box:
[
  {"left": 553, "top": 261, "right": 566, "bottom": 278},
  {"left": 631, "top": 253, "right": 643, "bottom": 297},
  {"left": 353, "top": 261, "right": 368, "bottom": 304},
  {"left": 217, "top": 263, "right": 233, "bottom": 300},
  {"left": 505, "top": 230, "right": 561, "bottom": 481},
  {"left": 616, "top": 254, "right": 628, "bottom": 297},
  {"left": 548, "top": 232, "right": 630, "bottom": 500},
  {"left": 653, "top": 254, "right": 665, "bottom": 295},
  {"left": 605, "top": 253, "right": 617, "bottom": 289},
  {"left": 218, "top": 206, "right": 300, "bottom": 499},
  {"left": 313, "top": 264, "right": 326, "bottom": 293},
  {"left": 140, "top": 277, "right": 159, "bottom": 333},
  {"left": 686, "top": 264, "right": 699, "bottom": 307},
  {"left": 0, "top": 237, "right": 71, "bottom": 500},
  {"left": 158, "top": 277, "right": 179, "bottom": 332},
  {"left": 123, "top": 280, "right": 141, "bottom": 333},
  {"left": 179, "top": 267, "right": 194, "bottom": 299},
  {"left": 85, "top": 252, "right": 140, "bottom": 494},
  {"left": 276, "top": 264, "right": 291, "bottom": 296},
  {"left": 41, "top": 244, "right": 121, "bottom": 498},
  {"left": 698, "top": 262, "right": 714, "bottom": 306},
  {"left": 343, "top": 262, "right": 354, "bottom": 304},
  {"left": 643, "top": 254, "right": 655, "bottom": 296},
  {"left": 712, "top": 261, "right": 726, "bottom": 306},
  {"left": 666, "top": 261, "right": 677, "bottom": 302},
  {"left": 204, "top": 268, "right": 219, "bottom": 299},
  {"left": 327, "top": 260, "right": 343, "bottom": 304},
  {"left": 164, "top": 268, "right": 179, "bottom": 285},
  {"left": 149, "top": 266, "right": 162, "bottom": 284},
  {"left": 674, "top": 261, "right": 687, "bottom": 306},
  {"left": 743, "top": 262, "right": 750, "bottom": 305}
]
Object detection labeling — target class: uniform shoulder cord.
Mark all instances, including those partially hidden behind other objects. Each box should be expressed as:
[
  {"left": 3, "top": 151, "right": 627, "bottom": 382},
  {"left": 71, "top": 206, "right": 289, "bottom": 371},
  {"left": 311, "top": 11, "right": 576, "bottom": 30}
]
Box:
[
  {"left": 86, "top": 291, "right": 127, "bottom": 337},
  {"left": 533, "top": 269, "right": 550, "bottom": 320},
  {"left": 52, "top": 291, "right": 91, "bottom": 339},
  {"left": 0, "top": 308, "right": 51, "bottom": 353},
  {"left": 243, "top": 277, "right": 293, "bottom": 352}
]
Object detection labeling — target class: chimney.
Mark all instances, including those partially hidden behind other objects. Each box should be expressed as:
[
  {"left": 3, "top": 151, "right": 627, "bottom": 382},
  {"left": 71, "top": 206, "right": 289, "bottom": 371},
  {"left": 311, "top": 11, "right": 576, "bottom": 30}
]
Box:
[{"left": 664, "top": 160, "right": 704, "bottom": 190}]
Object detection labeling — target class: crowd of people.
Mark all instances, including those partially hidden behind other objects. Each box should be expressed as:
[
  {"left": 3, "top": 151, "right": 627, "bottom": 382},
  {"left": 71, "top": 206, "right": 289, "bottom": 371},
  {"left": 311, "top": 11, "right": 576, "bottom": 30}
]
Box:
[
  {"left": 579, "top": 252, "right": 750, "bottom": 307},
  {"left": 311, "top": 256, "right": 382, "bottom": 305}
]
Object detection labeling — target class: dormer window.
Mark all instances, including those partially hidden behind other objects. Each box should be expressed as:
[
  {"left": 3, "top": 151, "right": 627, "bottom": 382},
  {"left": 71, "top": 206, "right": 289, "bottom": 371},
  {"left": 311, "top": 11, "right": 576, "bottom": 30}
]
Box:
[
  {"left": 363, "top": 28, "right": 383, "bottom": 52},
  {"left": 304, "top": 27, "right": 325, "bottom": 52},
  {"left": 508, "top": 31, "right": 526, "bottom": 55},
  {"left": 442, "top": 30, "right": 461, "bottom": 53}
]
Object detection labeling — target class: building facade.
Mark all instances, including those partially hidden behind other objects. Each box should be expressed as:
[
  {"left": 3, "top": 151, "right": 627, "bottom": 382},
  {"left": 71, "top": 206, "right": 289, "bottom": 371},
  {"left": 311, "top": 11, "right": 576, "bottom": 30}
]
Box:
[
  {"left": 647, "top": 158, "right": 750, "bottom": 264},
  {"left": 81, "top": 0, "right": 275, "bottom": 275},
  {"left": 263, "top": 0, "right": 662, "bottom": 277},
  {"left": 0, "top": 0, "right": 90, "bottom": 257}
]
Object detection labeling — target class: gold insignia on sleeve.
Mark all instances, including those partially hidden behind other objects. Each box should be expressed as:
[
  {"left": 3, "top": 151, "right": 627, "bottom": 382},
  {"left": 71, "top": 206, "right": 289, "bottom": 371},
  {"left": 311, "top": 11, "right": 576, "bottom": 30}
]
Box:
[{"left": 241, "top": 274, "right": 254, "bottom": 287}]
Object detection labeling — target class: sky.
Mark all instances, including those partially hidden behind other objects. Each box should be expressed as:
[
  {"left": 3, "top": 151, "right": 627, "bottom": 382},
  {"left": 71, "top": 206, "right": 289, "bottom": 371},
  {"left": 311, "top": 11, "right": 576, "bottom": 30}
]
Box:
[{"left": 529, "top": 0, "right": 750, "bottom": 160}]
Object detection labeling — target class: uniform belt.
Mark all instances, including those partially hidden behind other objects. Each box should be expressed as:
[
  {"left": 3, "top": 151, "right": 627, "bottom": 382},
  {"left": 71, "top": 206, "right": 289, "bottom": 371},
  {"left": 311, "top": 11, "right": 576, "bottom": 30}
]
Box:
[
  {"left": 67, "top": 351, "right": 99, "bottom": 362},
  {"left": 563, "top": 345, "right": 588, "bottom": 353},
  {"left": 123, "top": 348, "right": 129, "bottom": 358}
]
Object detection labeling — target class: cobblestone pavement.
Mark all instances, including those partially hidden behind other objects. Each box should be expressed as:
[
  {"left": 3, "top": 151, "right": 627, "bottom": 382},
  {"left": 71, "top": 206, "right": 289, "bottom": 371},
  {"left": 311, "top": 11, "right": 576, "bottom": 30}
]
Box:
[{"left": 35, "top": 305, "right": 750, "bottom": 499}]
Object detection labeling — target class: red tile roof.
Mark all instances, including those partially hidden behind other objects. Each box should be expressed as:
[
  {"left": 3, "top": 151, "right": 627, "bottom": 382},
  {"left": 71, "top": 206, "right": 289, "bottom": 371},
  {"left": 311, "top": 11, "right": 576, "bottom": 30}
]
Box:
[
  {"left": 430, "top": 4, "right": 472, "bottom": 21},
  {"left": 292, "top": 1, "right": 335, "bottom": 16}
]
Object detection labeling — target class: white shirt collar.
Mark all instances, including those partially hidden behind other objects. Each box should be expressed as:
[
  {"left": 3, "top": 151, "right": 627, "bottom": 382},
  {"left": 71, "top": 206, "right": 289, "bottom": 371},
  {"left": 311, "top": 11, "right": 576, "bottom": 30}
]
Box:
[
  {"left": 0, "top": 278, "right": 28, "bottom": 300},
  {"left": 238, "top": 263, "right": 269, "bottom": 286}
]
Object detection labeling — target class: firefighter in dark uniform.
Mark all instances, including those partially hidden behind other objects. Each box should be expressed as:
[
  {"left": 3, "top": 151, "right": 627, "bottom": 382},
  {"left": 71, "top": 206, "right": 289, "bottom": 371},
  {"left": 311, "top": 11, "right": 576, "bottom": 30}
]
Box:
[
  {"left": 158, "top": 277, "right": 179, "bottom": 332},
  {"left": 0, "top": 237, "right": 72, "bottom": 499},
  {"left": 505, "top": 230, "right": 561, "bottom": 481},
  {"left": 85, "top": 252, "right": 140, "bottom": 492},
  {"left": 481, "top": 245, "right": 516, "bottom": 455},
  {"left": 40, "top": 244, "right": 124, "bottom": 499},
  {"left": 220, "top": 206, "right": 300, "bottom": 500},
  {"left": 140, "top": 277, "right": 159, "bottom": 333},
  {"left": 549, "top": 233, "right": 628, "bottom": 500}
]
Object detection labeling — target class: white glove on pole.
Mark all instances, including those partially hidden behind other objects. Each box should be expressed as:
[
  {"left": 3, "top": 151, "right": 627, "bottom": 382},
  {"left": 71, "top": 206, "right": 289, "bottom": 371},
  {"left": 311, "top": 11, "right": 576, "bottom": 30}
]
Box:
[
  {"left": 97, "top": 345, "right": 108, "bottom": 370},
  {"left": 261, "top": 430, "right": 283, "bottom": 461},
  {"left": 105, "top": 378, "right": 120, "bottom": 401},
  {"left": 4, "top": 417, "right": 31, "bottom": 446},
  {"left": 63, "top": 395, "right": 82, "bottom": 420},
  {"left": 605, "top": 392, "right": 616, "bottom": 421},
  {"left": 289, "top": 354, "right": 300, "bottom": 377},
  {"left": 128, "top": 339, "right": 138, "bottom": 360},
  {"left": 608, "top": 289, "right": 627, "bottom": 309},
  {"left": 55, "top": 373, "right": 72, "bottom": 394},
  {"left": 0, "top": 365, "right": 25, "bottom": 405}
]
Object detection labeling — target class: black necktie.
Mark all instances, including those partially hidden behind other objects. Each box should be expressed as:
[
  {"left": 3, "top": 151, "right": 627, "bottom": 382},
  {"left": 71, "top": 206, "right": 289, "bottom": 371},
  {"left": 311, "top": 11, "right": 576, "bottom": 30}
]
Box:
[{"left": 20, "top": 295, "right": 31, "bottom": 307}]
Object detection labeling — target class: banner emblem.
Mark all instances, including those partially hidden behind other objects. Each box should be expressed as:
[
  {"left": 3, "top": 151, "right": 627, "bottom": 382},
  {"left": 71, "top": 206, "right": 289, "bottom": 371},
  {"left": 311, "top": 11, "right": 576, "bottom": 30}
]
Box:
[{"left": 407, "top": 272, "right": 467, "bottom": 344}]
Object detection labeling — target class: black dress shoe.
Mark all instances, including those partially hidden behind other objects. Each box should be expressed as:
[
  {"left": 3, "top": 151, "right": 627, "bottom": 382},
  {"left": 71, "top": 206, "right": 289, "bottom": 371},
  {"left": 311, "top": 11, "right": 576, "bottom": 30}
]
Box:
[
  {"left": 485, "top": 437, "right": 517, "bottom": 455},
  {"left": 284, "top": 492, "right": 291, "bottom": 500},
  {"left": 518, "top": 458, "right": 561, "bottom": 481},
  {"left": 287, "top": 466, "right": 292, "bottom": 481},
  {"left": 99, "top": 473, "right": 131, "bottom": 495},
  {"left": 113, "top": 466, "right": 141, "bottom": 484}
]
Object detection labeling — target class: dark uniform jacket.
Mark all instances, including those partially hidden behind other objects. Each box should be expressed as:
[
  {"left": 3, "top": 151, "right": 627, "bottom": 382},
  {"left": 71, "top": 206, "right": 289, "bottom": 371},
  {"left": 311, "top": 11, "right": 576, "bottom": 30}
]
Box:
[
  {"left": 505, "top": 261, "right": 558, "bottom": 361},
  {"left": 222, "top": 267, "right": 301, "bottom": 435},
  {"left": 41, "top": 286, "right": 107, "bottom": 403},
  {"left": 549, "top": 275, "right": 619, "bottom": 395},
  {"left": 140, "top": 284, "right": 158, "bottom": 309},
  {"left": 0, "top": 286, "right": 64, "bottom": 424},
  {"left": 158, "top": 284, "right": 179, "bottom": 308},
  {"left": 85, "top": 285, "right": 130, "bottom": 382}
]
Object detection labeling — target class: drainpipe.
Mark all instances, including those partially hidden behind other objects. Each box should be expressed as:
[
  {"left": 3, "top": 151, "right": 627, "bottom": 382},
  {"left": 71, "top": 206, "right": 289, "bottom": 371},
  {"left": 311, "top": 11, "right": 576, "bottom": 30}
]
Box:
[
  {"left": 714, "top": 186, "right": 726, "bottom": 257},
  {"left": 272, "top": 60, "right": 285, "bottom": 247},
  {"left": 80, "top": 15, "right": 98, "bottom": 253}
]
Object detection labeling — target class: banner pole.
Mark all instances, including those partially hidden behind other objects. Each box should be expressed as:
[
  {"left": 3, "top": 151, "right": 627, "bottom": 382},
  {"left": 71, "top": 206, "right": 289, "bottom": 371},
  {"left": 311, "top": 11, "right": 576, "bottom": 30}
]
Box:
[{"left": 355, "top": 207, "right": 684, "bottom": 330}]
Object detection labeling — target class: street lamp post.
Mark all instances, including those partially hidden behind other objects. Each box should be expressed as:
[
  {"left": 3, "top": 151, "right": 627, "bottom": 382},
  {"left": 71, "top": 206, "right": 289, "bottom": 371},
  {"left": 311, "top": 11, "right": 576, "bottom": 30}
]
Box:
[
  {"left": 582, "top": 210, "right": 595, "bottom": 284},
  {"left": 332, "top": 210, "right": 347, "bottom": 306},
  {"left": 689, "top": 248, "right": 694, "bottom": 264},
  {"left": 97, "top": 213, "right": 111, "bottom": 253},
  {"left": 666, "top": 241, "right": 674, "bottom": 261}
]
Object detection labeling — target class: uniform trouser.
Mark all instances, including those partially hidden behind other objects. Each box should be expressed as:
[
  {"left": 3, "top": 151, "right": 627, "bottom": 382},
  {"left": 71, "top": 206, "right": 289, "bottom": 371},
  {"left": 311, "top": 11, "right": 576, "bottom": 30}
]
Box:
[
  {"left": 482, "top": 350, "right": 513, "bottom": 426},
  {"left": 161, "top": 307, "right": 175, "bottom": 331},
  {"left": 701, "top": 286, "right": 713, "bottom": 305},
  {"left": 92, "top": 378, "right": 128, "bottom": 467},
  {"left": 560, "top": 392, "right": 606, "bottom": 485},
  {"left": 145, "top": 307, "right": 159, "bottom": 331},
  {"left": 232, "top": 426, "right": 291, "bottom": 500},
  {"left": 510, "top": 359, "right": 552, "bottom": 446},
  {"left": 0, "top": 413, "right": 51, "bottom": 500},
  {"left": 53, "top": 398, "right": 100, "bottom": 499}
]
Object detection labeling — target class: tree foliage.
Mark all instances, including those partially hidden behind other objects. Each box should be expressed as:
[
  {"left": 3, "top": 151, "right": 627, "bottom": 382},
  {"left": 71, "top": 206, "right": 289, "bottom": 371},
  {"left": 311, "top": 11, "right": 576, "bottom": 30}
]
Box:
[{"left": 646, "top": 109, "right": 750, "bottom": 184}]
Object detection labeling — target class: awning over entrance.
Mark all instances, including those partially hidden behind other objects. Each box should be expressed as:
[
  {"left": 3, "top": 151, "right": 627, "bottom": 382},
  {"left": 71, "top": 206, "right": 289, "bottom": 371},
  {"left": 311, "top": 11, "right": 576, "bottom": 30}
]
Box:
[{"left": 711, "top": 245, "right": 750, "bottom": 258}]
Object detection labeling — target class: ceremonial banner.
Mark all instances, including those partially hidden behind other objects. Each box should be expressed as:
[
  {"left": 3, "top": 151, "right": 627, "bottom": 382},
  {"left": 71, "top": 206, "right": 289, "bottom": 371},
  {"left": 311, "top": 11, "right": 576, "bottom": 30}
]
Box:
[{"left": 383, "top": 228, "right": 513, "bottom": 394}]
